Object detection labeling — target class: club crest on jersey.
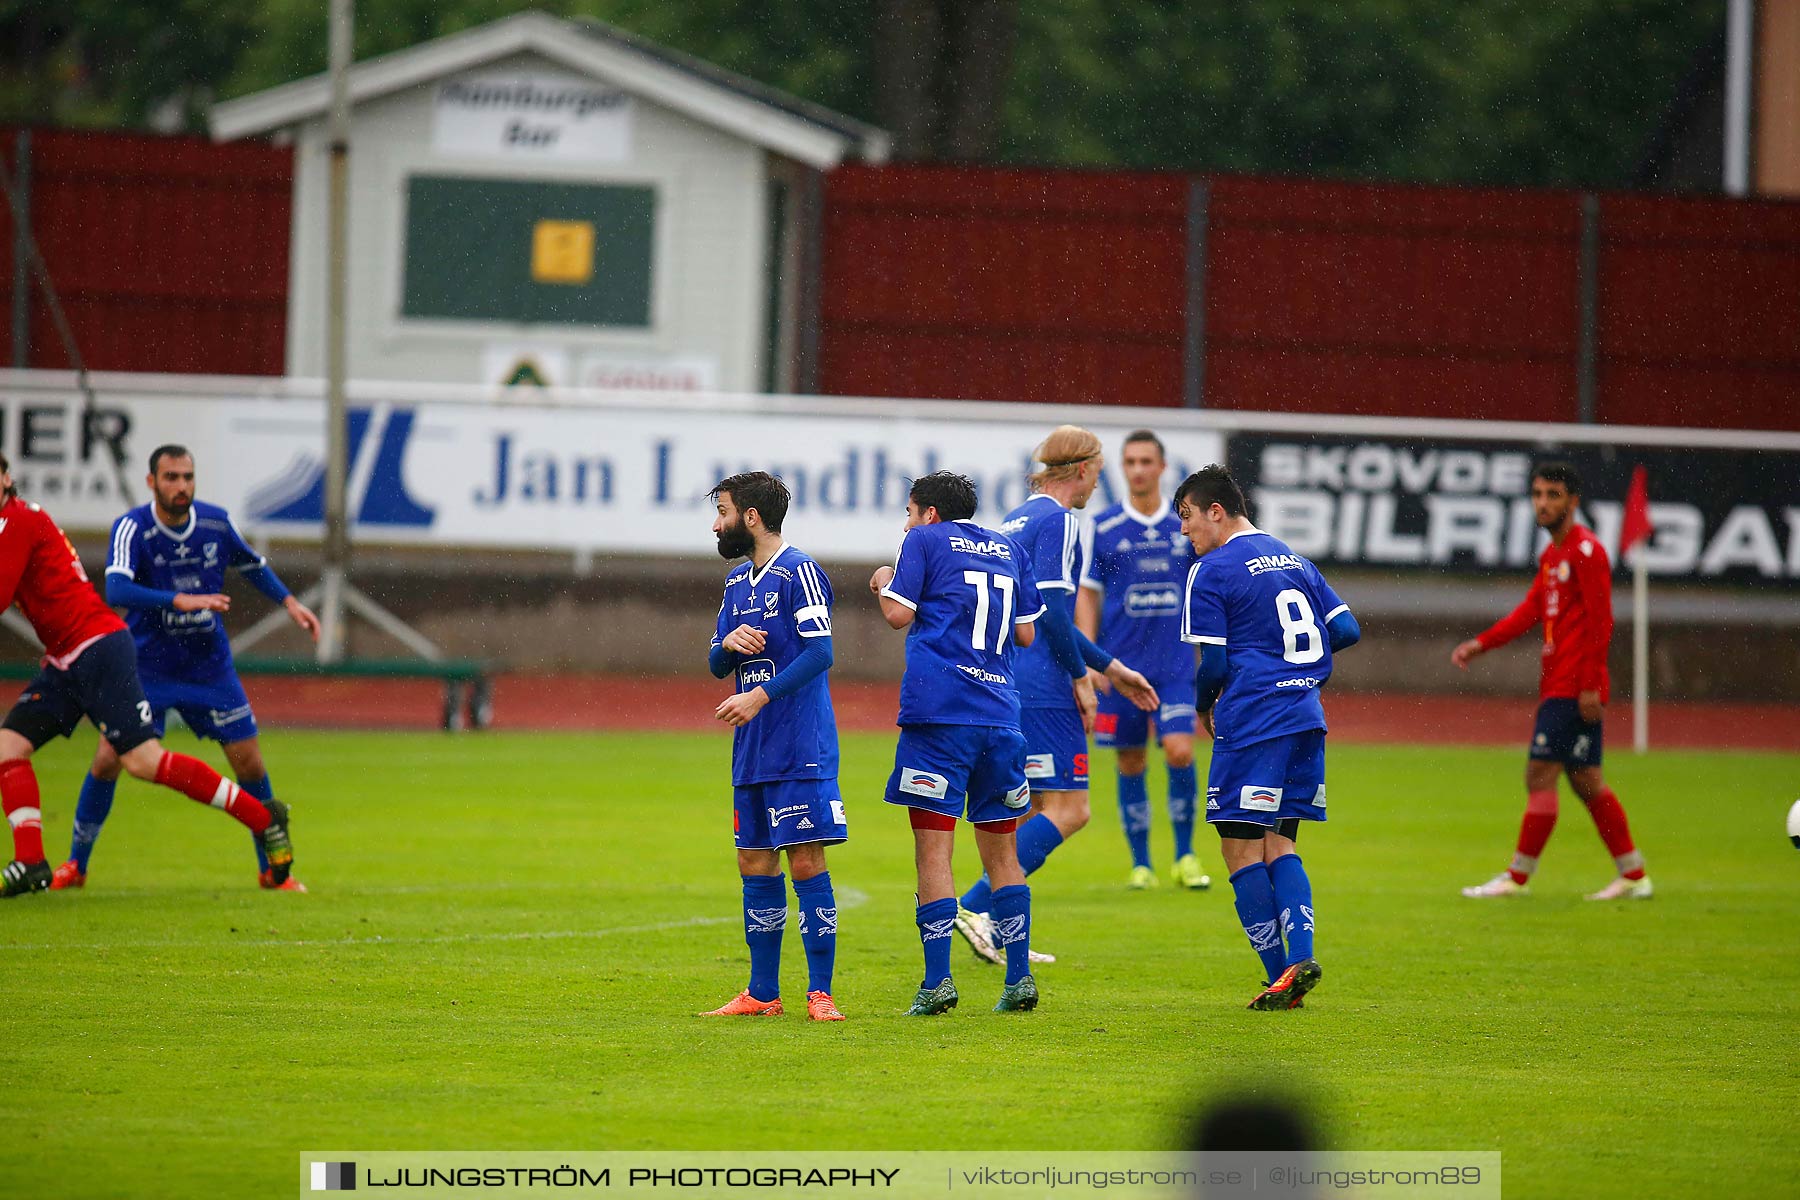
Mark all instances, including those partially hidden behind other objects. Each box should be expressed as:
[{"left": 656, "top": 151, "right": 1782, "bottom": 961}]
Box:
[
  {"left": 898, "top": 768, "right": 949, "bottom": 800},
  {"left": 764, "top": 591, "right": 780, "bottom": 614},
  {"left": 1024, "top": 753, "right": 1055, "bottom": 779},
  {"left": 1240, "top": 785, "right": 1283, "bottom": 812}
]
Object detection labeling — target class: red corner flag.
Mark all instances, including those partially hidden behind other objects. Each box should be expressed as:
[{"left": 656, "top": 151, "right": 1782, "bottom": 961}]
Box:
[{"left": 1620, "top": 464, "right": 1653, "bottom": 554}]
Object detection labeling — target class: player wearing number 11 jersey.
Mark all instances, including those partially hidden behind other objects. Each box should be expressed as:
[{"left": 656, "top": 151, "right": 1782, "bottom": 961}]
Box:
[{"left": 1177, "top": 465, "right": 1359, "bottom": 1011}]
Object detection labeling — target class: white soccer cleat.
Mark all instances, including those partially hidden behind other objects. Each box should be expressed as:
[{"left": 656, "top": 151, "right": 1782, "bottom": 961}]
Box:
[
  {"left": 1461, "top": 872, "right": 1529, "bottom": 898},
  {"left": 954, "top": 906, "right": 1003, "bottom": 964},
  {"left": 1027, "top": 947, "right": 1056, "bottom": 965},
  {"left": 1586, "top": 875, "right": 1653, "bottom": 901}
]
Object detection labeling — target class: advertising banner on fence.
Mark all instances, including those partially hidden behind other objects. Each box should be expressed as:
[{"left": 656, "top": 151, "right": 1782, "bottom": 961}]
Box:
[
  {"left": 0, "top": 381, "right": 1223, "bottom": 561},
  {"left": 1228, "top": 433, "right": 1800, "bottom": 586}
]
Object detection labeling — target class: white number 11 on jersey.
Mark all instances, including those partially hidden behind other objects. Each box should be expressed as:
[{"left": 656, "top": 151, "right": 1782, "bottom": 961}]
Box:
[{"left": 963, "top": 570, "right": 1017, "bottom": 652}]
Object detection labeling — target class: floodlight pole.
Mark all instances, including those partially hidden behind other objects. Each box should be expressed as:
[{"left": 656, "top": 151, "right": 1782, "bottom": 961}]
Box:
[{"left": 319, "top": 0, "right": 354, "bottom": 664}]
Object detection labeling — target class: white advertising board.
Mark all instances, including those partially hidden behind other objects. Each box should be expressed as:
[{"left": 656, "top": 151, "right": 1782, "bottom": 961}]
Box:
[{"left": 0, "top": 376, "right": 1223, "bottom": 562}]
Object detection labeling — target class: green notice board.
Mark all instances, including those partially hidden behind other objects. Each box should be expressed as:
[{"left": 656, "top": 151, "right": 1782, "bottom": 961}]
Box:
[{"left": 401, "top": 175, "right": 656, "bottom": 327}]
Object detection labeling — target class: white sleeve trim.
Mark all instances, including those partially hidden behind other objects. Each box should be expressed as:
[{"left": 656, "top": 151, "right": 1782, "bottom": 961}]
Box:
[
  {"left": 1036, "top": 580, "right": 1076, "bottom": 593},
  {"left": 1324, "top": 604, "right": 1350, "bottom": 621},
  {"left": 104, "top": 565, "right": 135, "bottom": 576},
  {"left": 1015, "top": 604, "right": 1047, "bottom": 624},
  {"left": 878, "top": 587, "right": 918, "bottom": 611},
  {"left": 1079, "top": 578, "right": 1103, "bottom": 592},
  {"left": 1182, "top": 634, "right": 1228, "bottom": 646},
  {"left": 794, "top": 603, "right": 830, "bottom": 627},
  {"left": 797, "top": 628, "right": 833, "bottom": 639}
]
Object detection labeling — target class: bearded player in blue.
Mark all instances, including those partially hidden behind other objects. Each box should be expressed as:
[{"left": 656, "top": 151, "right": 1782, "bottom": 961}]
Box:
[
  {"left": 702, "top": 471, "right": 846, "bottom": 1022},
  {"left": 953, "top": 425, "right": 1160, "bottom": 967},
  {"left": 1077, "top": 430, "right": 1212, "bottom": 892},
  {"left": 51, "top": 444, "right": 319, "bottom": 892},
  {"left": 870, "top": 471, "right": 1046, "bottom": 1014},
  {"left": 1177, "top": 465, "right": 1360, "bottom": 1011}
]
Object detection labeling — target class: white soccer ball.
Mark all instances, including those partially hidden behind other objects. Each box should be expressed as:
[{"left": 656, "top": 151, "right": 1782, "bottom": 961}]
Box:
[{"left": 1789, "top": 799, "right": 1800, "bottom": 849}]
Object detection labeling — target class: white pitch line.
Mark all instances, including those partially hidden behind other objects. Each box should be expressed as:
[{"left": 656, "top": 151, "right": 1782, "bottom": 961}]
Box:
[{"left": 0, "top": 886, "right": 871, "bottom": 953}]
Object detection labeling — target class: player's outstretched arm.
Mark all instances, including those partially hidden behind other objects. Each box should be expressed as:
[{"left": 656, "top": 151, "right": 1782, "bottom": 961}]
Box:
[
  {"left": 106, "top": 574, "right": 227, "bottom": 614},
  {"left": 1104, "top": 659, "right": 1159, "bottom": 711},
  {"left": 284, "top": 596, "right": 321, "bottom": 642},
  {"left": 1193, "top": 643, "right": 1228, "bottom": 739}
]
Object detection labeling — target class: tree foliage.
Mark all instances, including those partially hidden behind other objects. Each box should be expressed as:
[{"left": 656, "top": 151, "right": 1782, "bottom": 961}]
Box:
[{"left": 0, "top": 0, "right": 1725, "bottom": 188}]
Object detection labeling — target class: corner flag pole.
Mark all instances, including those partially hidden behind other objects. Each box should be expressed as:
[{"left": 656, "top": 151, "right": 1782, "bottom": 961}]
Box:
[
  {"left": 1620, "top": 464, "right": 1653, "bottom": 754},
  {"left": 319, "top": 0, "right": 354, "bottom": 665}
]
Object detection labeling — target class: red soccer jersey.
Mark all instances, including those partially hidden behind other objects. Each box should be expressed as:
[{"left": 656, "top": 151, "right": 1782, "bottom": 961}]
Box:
[
  {"left": 1476, "top": 523, "right": 1613, "bottom": 703},
  {"left": 0, "top": 495, "right": 126, "bottom": 668}
]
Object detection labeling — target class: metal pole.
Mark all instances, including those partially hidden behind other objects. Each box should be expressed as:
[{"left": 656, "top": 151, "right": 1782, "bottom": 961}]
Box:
[
  {"left": 1576, "top": 193, "right": 1599, "bottom": 424},
  {"left": 1632, "top": 550, "right": 1649, "bottom": 753},
  {"left": 1182, "top": 177, "right": 1209, "bottom": 409},
  {"left": 319, "top": 0, "right": 354, "bottom": 664},
  {"left": 1724, "top": 0, "right": 1754, "bottom": 195},
  {"left": 9, "top": 130, "right": 27, "bottom": 368}
]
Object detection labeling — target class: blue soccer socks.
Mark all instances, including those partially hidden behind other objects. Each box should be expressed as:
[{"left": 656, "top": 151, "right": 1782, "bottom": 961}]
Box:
[
  {"left": 1167, "top": 763, "right": 1198, "bottom": 860},
  {"left": 961, "top": 814, "right": 1066, "bottom": 915},
  {"left": 792, "top": 871, "right": 838, "bottom": 995},
  {"left": 1117, "top": 771, "right": 1152, "bottom": 869},
  {"left": 741, "top": 873, "right": 788, "bottom": 1002},
  {"left": 1268, "top": 853, "right": 1315, "bottom": 966},
  {"left": 69, "top": 773, "right": 117, "bottom": 873},
  {"left": 988, "top": 884, "right": 1032, "bottom": 985},
  {"left": 916, "top": 896, "right": 957, "bottom": 989},
  {"left": 239, "top": 774, "right": 275, "bottom": 872},
  {"left": 1229, "top": 862, "right": 1288, "bottom": 983}
]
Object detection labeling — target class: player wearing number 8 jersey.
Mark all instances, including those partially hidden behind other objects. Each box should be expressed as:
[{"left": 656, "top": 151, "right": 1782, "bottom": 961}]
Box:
[{"left": 1177, "top": 465, "right": 1360, "bottom": 1010}]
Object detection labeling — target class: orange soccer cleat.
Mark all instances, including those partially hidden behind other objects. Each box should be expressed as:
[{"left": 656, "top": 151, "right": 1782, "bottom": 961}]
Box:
[
  {"left": 699, "top": 990, "right": 783, "bottom": 1017},
  {"left": 49, "top": 860, "right": 85, "bottom": 890},
  {"left": 805, "top": 991, "right": 845, "bottom": 1021},
  {"left": 259, "top": 869, "right": 308, "bottom": 893}
]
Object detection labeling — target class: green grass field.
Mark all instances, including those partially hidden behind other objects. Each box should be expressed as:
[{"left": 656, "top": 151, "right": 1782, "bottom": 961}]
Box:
[{"left": 1, "top": 730, "right": 1795, "bottom": 1198}]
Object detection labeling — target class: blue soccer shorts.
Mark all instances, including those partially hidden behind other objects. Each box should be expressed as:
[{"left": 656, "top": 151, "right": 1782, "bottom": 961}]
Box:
[
  {"left": 884, "top": 724, "right": 1031, "bottom": 825},
  {"left": 1094, "top": 674, "right": 1199, "bottom": 749},
  {"left": 140, "top": 668, "right": 260, "bottom": 745},
  {"left": 2, "top": 630, "right": 157, "bottom": 754},
  {"left": 1205, "top": 728, "right": 1328, "bottom": 827},
  {"left": 1528, "top": 698, "right": 1604, "bottom": 769},
  {"left": 1019, "top": 705, "right": 1089, "bottom": 792},
  {"left": 734, "top": 777, "right": 848, "bottom": 850}
]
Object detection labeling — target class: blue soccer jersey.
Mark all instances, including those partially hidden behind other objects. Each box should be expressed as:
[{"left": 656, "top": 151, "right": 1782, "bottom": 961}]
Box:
[
  {"left": 1180, "top": 529, "right": 1350, "bottom": 749},
  {"left": 106, "top": 501, "right": 269, "bottom": 678},
  {"left": 880, "top": 520, "right": 1045, "bottom": 729},
  {"left": 711, "top": 543, "right": 839, "bottom": 785},
  {"left": 1080, "top": 498, "right": 1193, "bottom": 682},
  {"left": 996, "top": 493, "right": 1085, "bottom": 708}
]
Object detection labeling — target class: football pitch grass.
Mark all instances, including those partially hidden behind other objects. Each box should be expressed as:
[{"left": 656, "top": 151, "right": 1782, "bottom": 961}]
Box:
[{"left": 1, "top": 730, "right": 1794, "bottom": 1198}]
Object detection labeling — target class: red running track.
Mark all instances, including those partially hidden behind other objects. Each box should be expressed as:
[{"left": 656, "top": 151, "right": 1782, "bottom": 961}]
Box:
[{"left": 239, "top": 673, "right": 1800, "bottom": 752}]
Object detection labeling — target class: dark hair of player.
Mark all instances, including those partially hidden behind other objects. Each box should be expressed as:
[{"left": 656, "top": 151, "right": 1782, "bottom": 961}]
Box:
[
  {"left": 148, "top": 443, "right": 193, "bottom": 475},
  {"left": 1531, "top": 460, "right": 1582, "bottom": 496},
  {"left": 1122, "top": 429, "right": 1165, "bottom": 458},
  {"left": 909, "top": 471, "right": 978, "bottom": 522},
  {"left": 709, "top": 471, "right": 790, "bottom": 533},
  {"left": 1173, "top": 463, "right": 1247, "bottom": 517}
]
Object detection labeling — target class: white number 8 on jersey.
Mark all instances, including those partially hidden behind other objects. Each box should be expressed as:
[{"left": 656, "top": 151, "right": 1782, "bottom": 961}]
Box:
[{"left": 1276, "top": 588, "right": 1324, "bottom": 665}]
